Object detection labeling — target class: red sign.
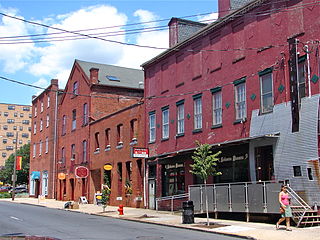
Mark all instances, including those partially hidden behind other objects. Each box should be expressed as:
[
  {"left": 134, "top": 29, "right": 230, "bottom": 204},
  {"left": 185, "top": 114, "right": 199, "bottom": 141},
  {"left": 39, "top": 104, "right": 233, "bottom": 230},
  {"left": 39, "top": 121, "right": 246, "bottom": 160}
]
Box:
[
  {"left": 75, "top": 166, "right": 89, "bottom": 178},
  {"left": 16, "top": 156, "right": 22, "bottom": 171},
  {"left": 132, "top": 148, "right": 149, "bottom": 158}
]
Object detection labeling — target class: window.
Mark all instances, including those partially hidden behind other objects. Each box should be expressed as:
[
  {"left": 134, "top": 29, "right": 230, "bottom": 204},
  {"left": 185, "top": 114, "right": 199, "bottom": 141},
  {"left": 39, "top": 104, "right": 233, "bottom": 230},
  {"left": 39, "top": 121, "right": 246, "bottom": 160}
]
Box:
[
  {"left": 149, "top": 112, "right": 156, "bottom": 142},
  {"left": 40, "top": 101, "right": 44, "bottom": 112},
  {"left": 3, "top": 125, "right": 8, "bottom": 130},
  {"left": 193, "top": 94, "right": 202, "bottom": 130},
  {"left": 62, "top": 115, "right": 66, "bottom": 135},
  {"left": 28, "top": 127, "right": 31, "bottom": 131},
  {"left": 212, "top": 90, "right": 222, "bottom": 125},
  {"left": 293, "top": 166, "right": 302, "bottom": 177},
  {"left": 46, "top": 114, "right": 49, "bottom": 127},
  {"left": 176, "top": 101, "right": 184, "bottom": 135},
  {"left": 6, "top": 132, "right": 14, "bottom": 137},
  {"left": 23, "top": 107, "right": 30, "bottom": 111},
  {"left": 33, "top": 143, "right": 36, "bottom": 158},
  {"left": 162, "top": 163, "right": 185, "bottom": 196},
  {"left": 14, "top": 112, "right": 18, "bottom": 117},
  {"left": 105, "top": 128, "right": 111, "bottom": 148},
  {"left": 71, "top": 144, "right": 76, "bottom": 159},
  {"left": 6, "top": 146, "right": 13, "bottom": 150},
  {"left": 2, "top": 153, "right": 7, "bottom": 158},
  {"left": 7, "top": 119, "right": 14, "bottom": 124},
  {"left": 117, "top": 124, "right": 123, "bottom": 144},
  {"left": 40, "top": 119, "right": 43, "bottom": 131},
  {"left": 22, "top": 133, "right": 29, "bottom": 138},
  {"left": 72, "top": 110, "right": 76, "bottom": 130},
  {"left": 307, "top": 167, "right": 313, "bottom": 181},
  {"left": 47, "top": 96, "right": 50, "bottom": 108},
  {"left": 73, "top": 81, "right": 79, "bottom": 95},
  {"left": 82, "top": 140, "right": 87, "bottom": 163},
  {"left": 45, "top": 137, "right": 48, "bottom": 153},
  {"left": 298, "top": 59, "right": 306, "bottom": 103},
  {"left": 8, "top": 105, "right": 15, "bottom": 110},
  {"left": 130, "top": 119, "right": 137, "bottom": 141},
  {"left": 13, "top": 139, "right": 16, "bottom": 144},
  {"left": 83, "top": 103, "right": 88, "bottom": 125},
  {"left": 22, "top": 120, "right": 30, "bottom": 124},
  {"left": 39, "top": 140, "right": 42, "bottom": 156},
  {"left": 61, "top": 147, "right": 65, "bottom": 163},
  {"left": 2, "top": 139, "right": 7, "bottom": 144},
  {"left": 235, "top": 82, "right": 246, "bottom": 120},
  {"left": 34, "top": 106, "right": 37, "bottom": 117},
  {"left": 4, "top": 112, "right": 8, "bottom": 117},
  {"left": 13, "top": 126, "right": 17, "bottom": 130},
  {"left": 259, "top": 70, "right": 273, "bottom": 113},
  {"left": 29, "top": 114, "right": 32, "bottom": 118},
  {"left": 94, "top": 132, "right": 100, "bottom": 151},
  {"left": 19, "top": 140, "right": 22, "bottom": 144},
  {"left": 19, "top": 126, "right": 23, "bottom": 131},
  {"left": 33, "top": 122, "right": 37, "bottom": 134},
  {"left": 162, "top": 107, "right": 169, "bottom": 139},
  {"left": 20, "top": 113, "right": 24, "bottom": 117}
]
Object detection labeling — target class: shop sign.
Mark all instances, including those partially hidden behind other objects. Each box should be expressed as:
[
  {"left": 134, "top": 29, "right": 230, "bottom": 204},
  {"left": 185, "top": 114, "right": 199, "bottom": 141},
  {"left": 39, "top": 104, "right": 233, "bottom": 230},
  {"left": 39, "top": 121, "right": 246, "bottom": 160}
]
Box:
[
  {"left": 103, "top": 164, "right": 113, "bottom": 171},
  {"left": 58, "top": 173, "right": 66, "bottom": 180},
  {"left": 165, "top": 163, "right": 184, "bottom": 169},
  {"left": 132, "top": 147, "right": 149, "bottom": 158},
  {"left": 75, "top": 166, "right": 89, "bottom": 178},
  {"left": 220, "top": 153, "right": 248, "bottom": 162}
]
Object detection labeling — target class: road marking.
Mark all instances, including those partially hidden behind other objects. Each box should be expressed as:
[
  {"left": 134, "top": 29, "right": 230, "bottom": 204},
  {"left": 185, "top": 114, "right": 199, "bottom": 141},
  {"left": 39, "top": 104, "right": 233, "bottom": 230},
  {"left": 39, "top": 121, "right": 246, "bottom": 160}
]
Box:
[{"left": 10, "top": 216, "right": 22, "bottom": 221}]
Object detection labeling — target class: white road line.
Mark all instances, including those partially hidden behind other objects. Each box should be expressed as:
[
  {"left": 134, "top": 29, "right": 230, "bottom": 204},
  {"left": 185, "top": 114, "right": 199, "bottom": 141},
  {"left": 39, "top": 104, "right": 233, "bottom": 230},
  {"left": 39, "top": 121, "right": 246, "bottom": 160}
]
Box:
[{"left": 10, "top": 216, "right": 21, "bottom": 221}]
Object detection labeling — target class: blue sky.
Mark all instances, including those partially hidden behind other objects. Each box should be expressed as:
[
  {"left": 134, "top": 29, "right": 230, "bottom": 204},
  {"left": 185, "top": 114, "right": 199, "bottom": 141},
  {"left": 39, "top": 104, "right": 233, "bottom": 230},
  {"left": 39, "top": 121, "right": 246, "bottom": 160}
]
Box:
[{"left": 0, "top": 0, "right": 218, "bottom": 106}]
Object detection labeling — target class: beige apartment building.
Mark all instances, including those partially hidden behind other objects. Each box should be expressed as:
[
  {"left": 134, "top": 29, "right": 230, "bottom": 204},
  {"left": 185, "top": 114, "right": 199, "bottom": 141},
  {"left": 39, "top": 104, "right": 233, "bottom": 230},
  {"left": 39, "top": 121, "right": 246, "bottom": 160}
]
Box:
[{"left": 0, "top": 103, "right": 32, "bottom": 166}]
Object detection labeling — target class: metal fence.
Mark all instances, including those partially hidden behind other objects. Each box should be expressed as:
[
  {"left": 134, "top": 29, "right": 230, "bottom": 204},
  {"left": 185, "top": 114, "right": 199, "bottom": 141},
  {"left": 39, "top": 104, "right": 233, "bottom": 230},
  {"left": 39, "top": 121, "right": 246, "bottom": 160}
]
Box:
[
  {"left": 156, "top": 193, "right": 189, "bottom": 212},
  {"left": 189, "top": 181, "right": 282, "bottom": 214}
]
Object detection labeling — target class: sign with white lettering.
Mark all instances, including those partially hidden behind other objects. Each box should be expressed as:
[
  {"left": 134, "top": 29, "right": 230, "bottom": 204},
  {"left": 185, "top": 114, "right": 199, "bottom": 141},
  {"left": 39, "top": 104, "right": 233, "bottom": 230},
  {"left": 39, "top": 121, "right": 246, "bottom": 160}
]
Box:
[{"left": 132, "top": 147, "right": 149, "bottom": 158}]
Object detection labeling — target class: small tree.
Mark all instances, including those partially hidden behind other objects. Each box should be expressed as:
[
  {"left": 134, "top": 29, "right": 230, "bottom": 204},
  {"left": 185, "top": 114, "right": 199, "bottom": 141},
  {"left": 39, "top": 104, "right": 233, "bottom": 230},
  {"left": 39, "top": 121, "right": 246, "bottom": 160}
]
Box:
[
  {"left": 101, "top": 173, "right": 111, "bottom": 212},
  {"left": 190, "top": 142, "right": 221, "bottom": 226}
]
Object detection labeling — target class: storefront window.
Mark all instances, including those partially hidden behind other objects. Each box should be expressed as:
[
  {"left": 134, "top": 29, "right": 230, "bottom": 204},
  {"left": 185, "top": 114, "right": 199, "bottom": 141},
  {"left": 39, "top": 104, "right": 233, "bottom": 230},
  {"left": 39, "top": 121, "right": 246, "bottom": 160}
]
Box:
[{"left": 162, "top": 163, "right": 185, "bottom": 196}]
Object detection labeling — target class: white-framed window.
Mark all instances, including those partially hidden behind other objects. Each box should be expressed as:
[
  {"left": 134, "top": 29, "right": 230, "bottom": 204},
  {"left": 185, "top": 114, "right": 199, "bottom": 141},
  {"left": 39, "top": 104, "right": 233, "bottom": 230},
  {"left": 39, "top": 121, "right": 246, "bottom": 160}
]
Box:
[
  {"left": 259, "top": 70, "right": 273, "bottom": 113},
  {"left": 83, "top": 103, "right": 88, "bottom": 125},
  {"left": 177, "top": 102, "right": 184, "bottom": 135},
  {"left": 61, "top": 147, "right": 65, "bottom": 163},
  {"left": 41, "top": 171, "right": 48, "bottom": 196},
  {"left": 33, "top": 143, "right": 36, "bottom": 158},
  {"left": 33, "top": 122, "right": 37, "bottom": 134},
  {"left": 62, "top": 115, "right": 66, "bottom": 135},
  {"left": 73, "top": 81, "right": 79, "bottom": 95},
  {"left": 82, "top": 140, "right": 87, "bottom": 163},
  {"left": 34, "top": 106, "right": 37, "bottom": 117},
  {"left": 235, "top": 82, "right": 246, "bottom": 120},
  {"left": 71, "top": 144, "right": 76, "bottom": 159},
  {"left": 45, "top": 137, "right": 48, "bottom": 153},
  {"left": 72, "top": 109, "right": 76, "bottom": 130},
  {"left": 47, "top": 95, "right": 50, "bottom": 108},
  {"left": 162, "top": 107, "right": 169, "bottom": 139},
  {"left": 193, "top": 95, "right": 202, "bottom": 130},
  {"left": 149, "top": 112, "right": 156, "bottom": 142},
  {"left": 212, "top": 90, "right": 222, "bottom": 125},
  {"left": 39, "top": 140, "right": 42, "bottom": 156},
  {"left": 46, "top": 114, "right": 49, "bottom": 127},
  {"left": 40, "top": 119, "right": 43, "bottom": 131},
  {"left": 40, "top": 101, "right": 44, "bottom": 112}
]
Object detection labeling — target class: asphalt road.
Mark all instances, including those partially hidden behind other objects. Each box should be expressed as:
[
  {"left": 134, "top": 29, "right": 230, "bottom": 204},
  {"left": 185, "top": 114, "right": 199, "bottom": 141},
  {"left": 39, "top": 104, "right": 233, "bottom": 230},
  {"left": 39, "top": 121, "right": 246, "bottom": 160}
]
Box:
[{"left": 0, "top": 201, "right": 243, "bottom": 240}]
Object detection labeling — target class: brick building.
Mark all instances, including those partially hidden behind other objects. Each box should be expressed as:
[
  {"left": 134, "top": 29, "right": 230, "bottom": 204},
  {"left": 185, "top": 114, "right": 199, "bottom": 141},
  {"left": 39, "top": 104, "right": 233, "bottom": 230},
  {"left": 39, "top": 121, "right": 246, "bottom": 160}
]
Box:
[
  {"left": 142, "top": 0, "right": 320, "bottom": 209},
  {"left": 0, "top": 103, "right": 31, "bottom": 167},
  {"left": 89, "top": 102, "right": 145, "bottom": 207},
  {"left": 29, "top": 79, "right": 60, "bottom": 198},
  {"left": 54, "top": 59, "right": 143, "bottom": 202}
]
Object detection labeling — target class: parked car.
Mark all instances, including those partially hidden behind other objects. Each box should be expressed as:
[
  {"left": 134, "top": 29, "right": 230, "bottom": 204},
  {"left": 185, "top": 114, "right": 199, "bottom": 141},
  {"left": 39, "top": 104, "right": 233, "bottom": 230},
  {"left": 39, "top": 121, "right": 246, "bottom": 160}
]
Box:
[
  {"left": 0, "top": 186, "right": 12, "bottom": 192},
  {"left": 12, "top": 186, "right": 28, "bottom": 193}
]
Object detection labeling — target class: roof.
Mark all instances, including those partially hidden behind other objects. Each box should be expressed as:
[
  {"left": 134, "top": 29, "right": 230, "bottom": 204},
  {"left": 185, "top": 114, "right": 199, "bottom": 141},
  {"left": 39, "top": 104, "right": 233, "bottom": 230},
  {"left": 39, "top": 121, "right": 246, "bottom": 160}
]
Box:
[
  {"left": 76, "top": 59, "right": 144, "bottom": 89},
  {"left": 141, "top": 0, "right": 266, "bottom": 68}
]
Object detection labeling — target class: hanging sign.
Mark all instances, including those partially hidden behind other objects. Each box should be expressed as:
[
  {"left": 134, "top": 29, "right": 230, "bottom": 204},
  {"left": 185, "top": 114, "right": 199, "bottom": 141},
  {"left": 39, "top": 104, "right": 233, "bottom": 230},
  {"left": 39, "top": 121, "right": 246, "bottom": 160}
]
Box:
[
  {"left": 75, "top": 166, "right": 89, "bottom": 178},
  {"left": 58, "top": 173, "right": 66, "bottom": 180},
  {"left": 16, "top": 156, "right": 22, "bottom": 171},
  {"left": 132, "top": 147, "right": 149, "bottom": 158},
  {"left": 104, "top": 164, "right": 113, "bottom": 171}
]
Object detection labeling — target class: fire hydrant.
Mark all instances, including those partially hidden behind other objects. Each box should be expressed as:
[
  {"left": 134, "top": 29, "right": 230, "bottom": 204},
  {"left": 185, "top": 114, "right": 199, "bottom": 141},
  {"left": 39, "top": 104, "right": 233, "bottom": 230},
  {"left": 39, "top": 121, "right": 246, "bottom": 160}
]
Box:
[{"left": 118, "top": 205, "right": 124, "bottom": 215}]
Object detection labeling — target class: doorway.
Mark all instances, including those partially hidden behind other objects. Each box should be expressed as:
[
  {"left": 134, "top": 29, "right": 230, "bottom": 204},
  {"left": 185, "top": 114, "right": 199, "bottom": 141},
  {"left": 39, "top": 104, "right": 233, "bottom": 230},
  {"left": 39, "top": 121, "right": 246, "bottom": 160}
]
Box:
[
  {"left": 70, "top": 179, "right": 75, "bottom": 201},
  {"left": 148, "top": 179, "right": 156, "bottom": 209},
  {"left": 255, "top": 145, "right": 274, "bottom": 181}
]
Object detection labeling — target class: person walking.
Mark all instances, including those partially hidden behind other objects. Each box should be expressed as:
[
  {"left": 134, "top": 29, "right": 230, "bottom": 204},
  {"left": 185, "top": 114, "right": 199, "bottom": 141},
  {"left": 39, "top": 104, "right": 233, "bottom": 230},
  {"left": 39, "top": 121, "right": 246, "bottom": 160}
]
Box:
[{"left": 276, "top": 185, "right": 292, "bottom": 231}]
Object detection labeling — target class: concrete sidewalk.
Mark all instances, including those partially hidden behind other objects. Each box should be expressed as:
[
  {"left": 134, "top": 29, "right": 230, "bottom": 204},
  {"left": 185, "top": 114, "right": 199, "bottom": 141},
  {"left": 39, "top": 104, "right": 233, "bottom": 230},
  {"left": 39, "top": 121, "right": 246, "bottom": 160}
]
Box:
[{"left": 1, "top": 197, "right": 320, "bottom": 240}]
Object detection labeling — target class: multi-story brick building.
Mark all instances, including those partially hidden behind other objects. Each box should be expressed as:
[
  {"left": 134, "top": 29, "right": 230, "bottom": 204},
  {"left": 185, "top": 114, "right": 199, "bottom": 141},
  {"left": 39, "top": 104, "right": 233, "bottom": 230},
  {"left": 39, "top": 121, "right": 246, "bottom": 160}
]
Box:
[
  {"left": 142, "top": 0, "right": 320, "bottom": 209},
  {"left": 89, "top": 102, "right": 145, "bottom": 207},
  {"left": 0, "top": 103, "right": 31, "bottom": 167},
  {"left": 29, "top": 79, "right": 60, "bottom": 198}
]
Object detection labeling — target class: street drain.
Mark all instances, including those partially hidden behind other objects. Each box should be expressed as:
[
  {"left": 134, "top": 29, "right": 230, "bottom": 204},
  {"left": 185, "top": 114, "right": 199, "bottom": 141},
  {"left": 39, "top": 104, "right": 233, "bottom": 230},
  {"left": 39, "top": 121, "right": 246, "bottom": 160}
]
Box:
[{"left": 136, "top": 236, "right": 163, "bottom": 240}]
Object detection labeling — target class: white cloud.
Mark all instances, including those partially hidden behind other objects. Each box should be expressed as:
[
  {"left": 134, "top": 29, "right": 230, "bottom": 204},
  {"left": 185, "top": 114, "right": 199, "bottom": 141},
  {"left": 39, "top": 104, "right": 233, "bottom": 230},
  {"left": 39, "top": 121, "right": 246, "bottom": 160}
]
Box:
[
  {"left": 32, "top": 77, "right": 50, "bottom": 96},
  {"left": 0, "top": 7, "right": 35, "bottom": 73},
  {"left": 198, "top": 12, "right": 218, "bottom": 24}
]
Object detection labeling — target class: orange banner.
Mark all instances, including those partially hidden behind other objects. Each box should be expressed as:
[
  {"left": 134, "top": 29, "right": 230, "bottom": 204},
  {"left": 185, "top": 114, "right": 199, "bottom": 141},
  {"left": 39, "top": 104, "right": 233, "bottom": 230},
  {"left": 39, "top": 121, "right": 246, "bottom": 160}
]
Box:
[{"left": 16, "top": 156, "right": 22, "bottom": 171}]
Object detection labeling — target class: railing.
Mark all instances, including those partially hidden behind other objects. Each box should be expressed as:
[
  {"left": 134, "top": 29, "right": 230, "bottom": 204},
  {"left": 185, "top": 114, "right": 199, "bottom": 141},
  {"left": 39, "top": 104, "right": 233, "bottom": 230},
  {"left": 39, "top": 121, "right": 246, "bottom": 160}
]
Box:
[
  {"left": 286, "top": 185, "right": 312, "bottom": 227},
  {"left": 156, "top": 193, "right": 189, "bottom": 212}
]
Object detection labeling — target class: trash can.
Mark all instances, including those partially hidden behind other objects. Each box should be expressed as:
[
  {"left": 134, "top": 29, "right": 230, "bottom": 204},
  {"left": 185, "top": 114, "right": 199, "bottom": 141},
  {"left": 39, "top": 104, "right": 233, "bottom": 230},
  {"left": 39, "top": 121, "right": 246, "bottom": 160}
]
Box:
[{"left": 182, "top": 201, "right": 194, "bottom": 224}]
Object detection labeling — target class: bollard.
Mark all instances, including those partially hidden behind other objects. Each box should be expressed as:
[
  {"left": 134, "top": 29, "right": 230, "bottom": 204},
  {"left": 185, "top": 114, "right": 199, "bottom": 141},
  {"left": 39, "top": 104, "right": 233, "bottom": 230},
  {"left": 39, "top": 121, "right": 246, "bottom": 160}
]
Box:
[{"left": 118, "top": 205, "right": 124, "bottom": 215}]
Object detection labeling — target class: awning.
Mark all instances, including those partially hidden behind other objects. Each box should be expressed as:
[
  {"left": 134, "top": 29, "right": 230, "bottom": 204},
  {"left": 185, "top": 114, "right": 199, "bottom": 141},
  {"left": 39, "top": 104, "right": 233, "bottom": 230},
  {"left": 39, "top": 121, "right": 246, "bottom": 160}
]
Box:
[{"left": 31, "top": 171, "right": 40, "bottom": 180}]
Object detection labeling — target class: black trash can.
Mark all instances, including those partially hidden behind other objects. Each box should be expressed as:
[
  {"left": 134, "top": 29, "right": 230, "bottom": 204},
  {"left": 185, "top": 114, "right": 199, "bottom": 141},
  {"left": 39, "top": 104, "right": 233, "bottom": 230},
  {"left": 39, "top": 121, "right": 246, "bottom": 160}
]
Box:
[{"left": 182, "top": 201, "right": 194, "bottom": 224}]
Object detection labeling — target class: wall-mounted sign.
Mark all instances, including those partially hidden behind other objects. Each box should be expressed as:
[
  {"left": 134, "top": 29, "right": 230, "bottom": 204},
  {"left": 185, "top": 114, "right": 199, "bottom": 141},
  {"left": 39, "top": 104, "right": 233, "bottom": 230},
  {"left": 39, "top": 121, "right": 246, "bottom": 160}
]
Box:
[
  {"left": 132, "top": 147, "right": 149, "bottom": 158},
  {"left": 58, "top": 173, "right": 66, "bottom": 180},
  {"left": 75, "top": 166, "right": 89, "bottom": 178},
  {"left": 103, "top": 164, "right": 113, "bottom": 171}
]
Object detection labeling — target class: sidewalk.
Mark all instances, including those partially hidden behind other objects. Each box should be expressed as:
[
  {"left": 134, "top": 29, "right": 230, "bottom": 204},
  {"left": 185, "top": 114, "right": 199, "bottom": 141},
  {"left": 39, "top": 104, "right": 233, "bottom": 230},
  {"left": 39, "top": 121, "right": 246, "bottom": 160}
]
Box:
[{"left": 1, "top": 197, "right": 320, "bottom": 240}]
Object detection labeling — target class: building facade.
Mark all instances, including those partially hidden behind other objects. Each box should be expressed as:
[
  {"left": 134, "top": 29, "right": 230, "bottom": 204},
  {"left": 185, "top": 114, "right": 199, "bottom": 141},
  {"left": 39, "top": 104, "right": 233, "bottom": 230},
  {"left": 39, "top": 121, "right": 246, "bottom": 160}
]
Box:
[
  {"left": 89, "top": 102, "right": 145, "bottom": 207},
  {"left": 142, "top": 0, "right": 320, "bottom": 209},
  {"left": 0, "top": 103, "right": 31, "bottom": 167}
]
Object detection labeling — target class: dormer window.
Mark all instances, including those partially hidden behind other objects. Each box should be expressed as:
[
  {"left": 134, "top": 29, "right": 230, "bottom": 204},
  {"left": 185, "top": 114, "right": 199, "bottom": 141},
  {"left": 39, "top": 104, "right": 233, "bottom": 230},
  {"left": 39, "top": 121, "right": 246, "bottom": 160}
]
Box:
[
  {"left": 106, "top": 75, "right": 120, "bottom": 81},
  {"left": 73, "top": 81, "right": 79, "bottom": 96}
]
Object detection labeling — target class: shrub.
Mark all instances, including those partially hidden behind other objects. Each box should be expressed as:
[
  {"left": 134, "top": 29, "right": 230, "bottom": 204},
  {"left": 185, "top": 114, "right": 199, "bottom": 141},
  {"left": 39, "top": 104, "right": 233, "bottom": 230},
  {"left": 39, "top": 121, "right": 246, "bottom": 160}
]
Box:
[{"left": 0, "top": 192, "right": 11, "bottom": 198}]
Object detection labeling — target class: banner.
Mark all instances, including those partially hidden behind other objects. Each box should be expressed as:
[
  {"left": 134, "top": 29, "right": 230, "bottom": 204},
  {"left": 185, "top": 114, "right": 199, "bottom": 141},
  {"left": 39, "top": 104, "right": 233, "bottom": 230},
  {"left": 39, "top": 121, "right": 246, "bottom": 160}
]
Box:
[{"left": 16, "top": 156, "right": 22, "bottom": 171}]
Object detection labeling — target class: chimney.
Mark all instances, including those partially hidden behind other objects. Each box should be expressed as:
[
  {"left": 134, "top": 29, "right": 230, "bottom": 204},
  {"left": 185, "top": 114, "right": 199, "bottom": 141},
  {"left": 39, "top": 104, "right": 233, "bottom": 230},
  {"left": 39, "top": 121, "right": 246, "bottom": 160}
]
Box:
[
  {"left": 51, "top": 79, "right": 58, "bottom": 86},
  {"left": 218, "top": 0, "right": 256, "bottom": 18},
  {"left": 168, "top": 18, "right": 207, "bottom": 48},
  {"left": 90, "top": 68, "right": 99, "bottom": 84}
]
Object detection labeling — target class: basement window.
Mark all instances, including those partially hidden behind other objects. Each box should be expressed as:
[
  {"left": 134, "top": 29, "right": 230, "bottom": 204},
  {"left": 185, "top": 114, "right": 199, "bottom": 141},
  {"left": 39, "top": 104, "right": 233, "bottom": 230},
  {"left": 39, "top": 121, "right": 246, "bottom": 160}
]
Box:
[{"left": 106, "top": 75, "right": 120, "bottom": 81}]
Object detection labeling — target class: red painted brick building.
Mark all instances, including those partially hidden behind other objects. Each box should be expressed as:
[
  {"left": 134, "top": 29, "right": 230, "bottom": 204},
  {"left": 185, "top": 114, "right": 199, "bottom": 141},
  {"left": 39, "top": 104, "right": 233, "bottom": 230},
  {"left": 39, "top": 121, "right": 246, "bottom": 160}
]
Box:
[
  {"left": 89, "top": 102, "right": 145, "bottom": 207},
  {"left": 142, "top": 0, "right": 320, "bottom": 208},
  {"left": 30, "top": 79, "right": 60, "bottom": 198}
]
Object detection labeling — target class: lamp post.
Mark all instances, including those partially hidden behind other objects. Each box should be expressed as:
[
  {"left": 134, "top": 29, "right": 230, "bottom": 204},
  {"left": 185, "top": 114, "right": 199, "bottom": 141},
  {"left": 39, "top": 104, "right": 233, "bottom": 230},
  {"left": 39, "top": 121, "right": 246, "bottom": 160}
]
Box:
[{"left": 11, "top": 131, "right": 18, "bottom": 201}]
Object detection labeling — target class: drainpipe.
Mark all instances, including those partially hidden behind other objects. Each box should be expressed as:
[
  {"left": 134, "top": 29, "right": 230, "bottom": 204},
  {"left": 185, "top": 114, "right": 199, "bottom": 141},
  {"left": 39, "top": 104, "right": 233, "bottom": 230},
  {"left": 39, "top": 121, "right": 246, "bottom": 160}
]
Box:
[
  {"left": 52, "top": 90, "right": 58, "bottom": 199},
  {"left": 305, "top": 45, "right": 312, "bottom": 97}
]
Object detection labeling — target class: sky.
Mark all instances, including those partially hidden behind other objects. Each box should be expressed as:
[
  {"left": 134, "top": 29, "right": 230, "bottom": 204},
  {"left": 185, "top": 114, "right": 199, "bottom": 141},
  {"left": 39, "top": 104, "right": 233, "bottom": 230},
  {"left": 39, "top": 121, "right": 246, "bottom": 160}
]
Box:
[{"left": 0, "top": 0, "right": 219, "bottom": 106}]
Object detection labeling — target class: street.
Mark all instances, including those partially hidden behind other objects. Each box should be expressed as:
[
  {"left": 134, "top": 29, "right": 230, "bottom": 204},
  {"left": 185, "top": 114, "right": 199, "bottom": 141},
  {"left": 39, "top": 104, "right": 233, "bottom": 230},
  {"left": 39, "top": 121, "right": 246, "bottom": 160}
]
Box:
[{"left": 0, "top": 202, "right": 242, "bottom": 240}]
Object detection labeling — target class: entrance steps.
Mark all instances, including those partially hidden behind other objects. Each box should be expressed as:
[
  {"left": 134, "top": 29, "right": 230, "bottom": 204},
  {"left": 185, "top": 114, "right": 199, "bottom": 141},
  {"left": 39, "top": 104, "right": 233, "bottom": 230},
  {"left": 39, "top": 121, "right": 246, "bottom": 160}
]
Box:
[{"left": 291, "top": 206, "right": 320, "bottom": 227}]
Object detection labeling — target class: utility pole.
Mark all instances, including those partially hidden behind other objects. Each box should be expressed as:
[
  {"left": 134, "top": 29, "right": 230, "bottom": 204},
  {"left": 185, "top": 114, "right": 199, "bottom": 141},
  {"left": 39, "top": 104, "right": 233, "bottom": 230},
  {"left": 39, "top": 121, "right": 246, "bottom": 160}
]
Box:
[{"left": 12, "top": 131, "right": 18, "bottom": 201}]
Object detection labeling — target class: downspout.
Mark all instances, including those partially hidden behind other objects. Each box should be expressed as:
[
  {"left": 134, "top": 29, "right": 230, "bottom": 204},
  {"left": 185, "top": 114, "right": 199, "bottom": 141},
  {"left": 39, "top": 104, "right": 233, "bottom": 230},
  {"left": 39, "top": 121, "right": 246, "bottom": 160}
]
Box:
[
  {"left": 52, "top": 90, "right": 58, "bottom": 199},
  {"left": 305, "top": 45, "right": 312, "bottom": 97}
]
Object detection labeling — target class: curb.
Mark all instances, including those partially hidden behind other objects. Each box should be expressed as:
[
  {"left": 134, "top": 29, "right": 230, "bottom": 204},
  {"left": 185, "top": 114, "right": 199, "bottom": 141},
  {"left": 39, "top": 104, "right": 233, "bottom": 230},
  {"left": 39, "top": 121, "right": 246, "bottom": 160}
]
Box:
[{"left": 6, "top": 200, "right": 256, "bottom": 240}]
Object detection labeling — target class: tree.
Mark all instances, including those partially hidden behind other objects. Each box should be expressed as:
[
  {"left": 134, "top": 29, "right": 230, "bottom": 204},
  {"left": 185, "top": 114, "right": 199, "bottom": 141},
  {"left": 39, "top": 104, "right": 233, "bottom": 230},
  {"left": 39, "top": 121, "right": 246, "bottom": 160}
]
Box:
[
  {"left": 190, "top": 141, "right": 221, "bottom": 226},
  {"left": 0, "top": 144, "right": 30, "bottom": 185}
]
